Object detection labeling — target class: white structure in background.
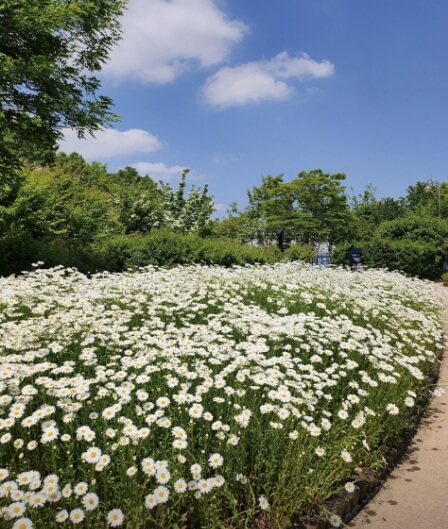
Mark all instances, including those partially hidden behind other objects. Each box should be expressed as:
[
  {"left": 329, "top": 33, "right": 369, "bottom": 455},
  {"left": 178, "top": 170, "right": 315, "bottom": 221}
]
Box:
[{"left": 312, "top": 243, "right": 331, "bottom": 266}]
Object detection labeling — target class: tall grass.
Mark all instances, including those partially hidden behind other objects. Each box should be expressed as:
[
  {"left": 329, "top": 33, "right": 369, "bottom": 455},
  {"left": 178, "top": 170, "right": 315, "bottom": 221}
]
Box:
[{"left": 0, "top": 263, "right": 444, "bottom": 528}]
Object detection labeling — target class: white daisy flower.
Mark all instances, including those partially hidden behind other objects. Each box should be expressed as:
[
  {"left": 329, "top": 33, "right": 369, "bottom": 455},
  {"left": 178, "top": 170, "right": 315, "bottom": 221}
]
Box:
[
  {"left": 258, "top": 496, "right": 270, "bottom": 510},
  {"left": 55, "top": 510, "right": 69, "bottom": 523},
  {"left": 386, "top": 403, "right": 399, "bottom": 415},
  {"left": 12, "top": 518, "right": 33, "bottom": 529},
  {"left": 153, "top": 486, "right": 170, "bottom": 504},
  {"left": 82, "top": 492, "right": 99, "bottom": 511},
  {"left": 144, "top": 494, "right": 157, "bottom": 510},
  {"left": 208, "top": 453, "right": 223, "bottom": 469},
  {"left": 107, "top": 509, "right": 124, "bottom": 527},
  {"left": 70, "top": 508, "right": 85, "bottom": 524},
  {"left": 340, "top": 450, "right": 352, "bottom": 463}
]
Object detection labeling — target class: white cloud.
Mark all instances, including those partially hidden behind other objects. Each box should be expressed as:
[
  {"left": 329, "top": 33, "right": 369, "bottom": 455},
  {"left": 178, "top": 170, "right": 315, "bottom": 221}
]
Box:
[
  {"left": 202, "top": 63, "right": 291, "bottom": 107},
  {"left": 202, "top": 51, "right": 335, "bottom": 107},
  {"left": 268, "top": 51, "right": 335, "bottom": 80},
  {"left": 131, "top": 162, "right": 187, "bottom": 181},
  {"left": 103, "top": 0, "right": 248, "bottom": 83},
  {"left": 58, "top": 128, "right": 162, "bottom": 159}
]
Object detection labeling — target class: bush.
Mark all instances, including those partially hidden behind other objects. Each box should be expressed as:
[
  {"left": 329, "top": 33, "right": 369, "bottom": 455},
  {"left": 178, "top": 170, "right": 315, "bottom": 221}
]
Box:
[
  {"left": 284, "top": 243, "right": 315, "bottom": 263},
  {"left": 376, "top": 215, "right": 448, "bottom": 246},
  {"left": 0, "top": 233, "right": 104, "bottom": 276},
  {"left": 96, "top": 232, "right": 196, "bottom": 271},
  {"left": 0, "top": 232, "right": 40, "bottom": 276},
  {"left": 333, "top": 239, "right": 443, "bottom": 280},
  {"left": 95, "top": 231, "right": 283, "bottom": 271},
  {"left": 0, "top": 230, "right": 314, "bottom": 276}
]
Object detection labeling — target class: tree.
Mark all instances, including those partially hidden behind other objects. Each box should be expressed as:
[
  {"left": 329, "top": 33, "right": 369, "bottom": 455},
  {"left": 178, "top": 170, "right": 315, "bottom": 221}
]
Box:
[
  {"left": 252, "top": 170, "right": 351, "bottom": 251},
  {"left": 291, "top": 170, "right": 351, "bottom": 250},
  {"left": 0, "top": 0, "right": 126, "bottom": 175},
  {"left": 349, "top": 184, "right": 405, "bottom": 240},
  {"left": 211, "top": 203, "right": 257, "bottom": 244},
  {"left": 106, "top": 166, "right": 162, "bottom": 234},
  {"left": 158, "top": 169, "right": 215, "bottom": 236},
  {"left": 246, "top": 175, "right": 286, "bottom": 244},
  {"left": 3, "top": 160, "right": 123, "bottom": 243},
  {"left": 243, "top": 170, "right": 352, "bottom": 250},
  {"left": 404, "top": 181, "right": 448, "bottom": 218}
]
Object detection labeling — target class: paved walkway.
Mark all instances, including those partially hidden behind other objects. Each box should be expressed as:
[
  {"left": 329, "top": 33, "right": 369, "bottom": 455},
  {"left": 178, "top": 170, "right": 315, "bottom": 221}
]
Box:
[{"left": 347, "top": 285, "right": 448, "bottom": 529}]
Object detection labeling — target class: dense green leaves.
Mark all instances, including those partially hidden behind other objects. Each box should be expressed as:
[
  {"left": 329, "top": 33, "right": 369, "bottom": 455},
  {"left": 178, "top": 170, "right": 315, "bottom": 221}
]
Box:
[
  {"left": 337, "top": 185, "right": 448, "bottom": 279},
  {"left": 0, "top": 0, "right": 126, "bottom": 174},
  {"left": 158, "top": 169, "right": 215, "bottom": 236},
  {"left": 230, "top": 169, "right": 351, "bottom": 251},
  {"left": 1, "top": 158, "right": 122, "bottom": 242},
  {"left": 96, "top": 231, "right": 281, "bottom": 272},
  {"left": 0, "top": 155, "right": 220, "bottom": 274},
  {"left": 333, "top": 238, "right": 444, "bottom": 281}
]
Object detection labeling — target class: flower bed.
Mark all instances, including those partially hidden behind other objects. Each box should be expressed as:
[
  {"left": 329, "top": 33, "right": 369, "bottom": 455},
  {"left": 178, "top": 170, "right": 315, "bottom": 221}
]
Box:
[{"left": 0, "top": 263, "right": 444, "bottom": 528}]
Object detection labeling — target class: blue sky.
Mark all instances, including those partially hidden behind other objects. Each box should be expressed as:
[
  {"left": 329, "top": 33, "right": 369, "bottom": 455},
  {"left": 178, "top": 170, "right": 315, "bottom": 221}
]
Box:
[{"left": 58, "top": 0, "right": 448, "bottom": 216}]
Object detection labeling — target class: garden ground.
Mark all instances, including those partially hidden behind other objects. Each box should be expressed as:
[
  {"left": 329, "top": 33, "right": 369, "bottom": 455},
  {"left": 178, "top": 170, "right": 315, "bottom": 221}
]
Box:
[{"left": 348, "top": 284, "right": 448, "bottom": 529}]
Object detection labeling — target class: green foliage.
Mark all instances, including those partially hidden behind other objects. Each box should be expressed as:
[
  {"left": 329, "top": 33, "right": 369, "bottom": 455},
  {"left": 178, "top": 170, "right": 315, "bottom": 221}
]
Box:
[
  {"left": 246, "top": 174, "right": 288, "bottom": 244},
  {"left": 0, "top": 233, "right": 102, "bottom": 276},
  {"left": 344, "top": 185, "right": 448, "bottom": 279},
  {"left": 210, "top": 203, "right": 257, "bottom": 244},
  {"left": 158, "top": 169, "right": 215, "bottom": 236},
  {"left": 349, "top": 188, "right": 405, "bottom": 241},
  {"left": 244, "top": 170, "right": 351, "bottom": 250},
  {"left": 96, "top": 231, "right": 282, "bottom": 272},
  {"left": 292, "top": 169, "right": 351, "bottom": 249},
  {"left": 0, "top": 231, "right": 37, "bottom": 276},
  {"left": 403, "top": 181, "right": 448, "bottom": 217},
  {"left": 97, "top": 231, "right": 196, "bottom": 270},
  {"left": 365, "top": 239, "right": 443, "bottom": 280},
  {"left": 106, "top": 165, "right": 163, "bottom": 234},
  {"left": 349, "top": 184, "right": 405, "bottom": 228},
  {"left": 284, "top": 243, "right": 315, "bottom": 263},
  {"left": 376, "top": 215, "right": 448, "bottom": 246},
  {"left": 196, "top": 238, "right": 282, "bottom": 267},
  {"left": 330, "top": 243, "right": 350, "bottom": 267},
  {"left": 333, "top": 238, "right": 443, "bottom": 280},
  {"left": 0, "top": 0, "right": 126, "bottom": 174},
  {"left": 0, "top": 156, "right": 220, "bottom": 275},
  {"left": 2, "top": 160, "right": 123, "bottom": 242},
  {"left": 4, "top": 147, "right": 448, "bottom": 280}
]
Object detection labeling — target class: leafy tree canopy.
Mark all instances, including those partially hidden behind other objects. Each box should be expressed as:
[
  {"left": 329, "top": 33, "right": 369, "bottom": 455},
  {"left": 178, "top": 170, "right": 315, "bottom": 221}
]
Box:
[
  {"left": 158, "top": 169, "right": 215, "bottom": 236},
  {"left": 403, "top": 181, "right": 448, "bottom": 218},
  {"left": 244, "top": 169, "right": 351, "bottom": 250},
  {"left": 0, "top": 156, "right": 216, "bottom": 244},
  {"left": 0, "top": 0, "right": 126, "bottom": 175}
]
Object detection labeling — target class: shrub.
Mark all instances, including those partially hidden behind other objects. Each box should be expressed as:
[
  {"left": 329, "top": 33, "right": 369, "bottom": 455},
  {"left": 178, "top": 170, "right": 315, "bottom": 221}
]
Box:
[
  {"left": 0, "top": 230, "right": 313, "bottom": 276},
  {"left": 377, "top": 215, "right": 448, "bottom": 246},
  {"left": 95, "top": 231, "right": 283, "bottom": 271},
  {"left": 0, "top": 232, "right": 39, "bottom": 276},
  {"left": 284, "top": 243, "right": 315, "bottom": 263},
  {"left": 333, "top": 239, "right": 443, "bottom": 280},
  {"left": 0, "top": 234, "right": 104, "bottom": 276}
]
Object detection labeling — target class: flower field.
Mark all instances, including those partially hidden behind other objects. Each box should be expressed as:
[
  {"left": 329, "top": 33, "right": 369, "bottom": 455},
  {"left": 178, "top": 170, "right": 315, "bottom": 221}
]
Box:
[{"left": 0, "top": 263, "right": 444, "bottom": 529}]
